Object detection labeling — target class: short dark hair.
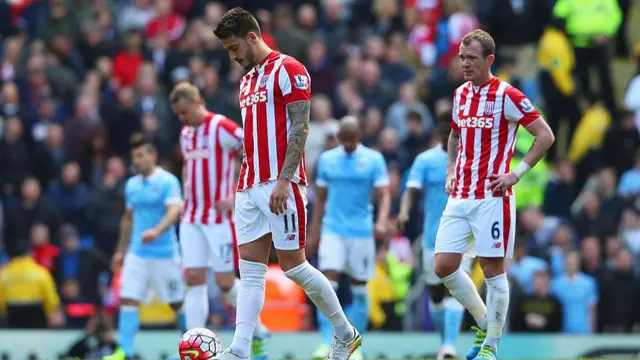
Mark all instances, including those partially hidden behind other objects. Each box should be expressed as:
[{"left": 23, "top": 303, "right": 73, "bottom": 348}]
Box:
[
  {"left": 130, "top": 134, "right": 156, "bottom": 153},
  {"left": 461, "top": 29, "right": 496, "bottom": 58},
  {"left": 213, "top": 7, "right": 261, "bottom": 40}
]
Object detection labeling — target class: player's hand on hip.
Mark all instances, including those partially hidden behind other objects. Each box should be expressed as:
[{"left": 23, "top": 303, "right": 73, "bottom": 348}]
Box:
[
  {"left": 270, "top": 179, "right": 291, "bottom": 214},
  {"left": 445, "top": 172, "right": 456, "bottom": 194},
  {"left": 396, "top": 212, "right": 409, "bottom": 233},
  {"left": 141, "top": 228, "right": 160, "bottom": 243},
  {"left": 488, "top": 172, "right": 519, "bottom": 195},
  {"left": 111, "top": 251, "right": 124, "bottom": 273}
]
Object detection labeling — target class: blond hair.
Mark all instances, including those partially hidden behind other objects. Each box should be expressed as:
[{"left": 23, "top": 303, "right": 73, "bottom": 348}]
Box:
[
  {"left": 169, "top": 82, "right": 201, "bottom": 104},
  {"left": 461, "top": 29, "right": 495, "bottom": 58}
]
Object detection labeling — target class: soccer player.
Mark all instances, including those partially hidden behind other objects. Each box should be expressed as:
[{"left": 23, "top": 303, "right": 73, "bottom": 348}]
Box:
[
  {"left": 213, "top": 8, "right": 360, "bottom": 360},
  {"left": 108, "top": 138, "right": 185, "bottom": 360},
  {"left": 433, "top": 29, "right": 554, "bottom": 360},
  {"left": 309, "top": 116, "right": 391, "bottom": 360},
  {"left": 170, "top": 82, "right": 269, "bottom": 360},
  {"left": 398, "top": 121, "right": 471, "bottom": 360}
]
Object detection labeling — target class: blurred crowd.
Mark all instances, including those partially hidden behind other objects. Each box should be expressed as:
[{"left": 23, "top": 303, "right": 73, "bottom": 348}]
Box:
[{"left": 0, "top": 0, "right": 640, "bottom": 344}]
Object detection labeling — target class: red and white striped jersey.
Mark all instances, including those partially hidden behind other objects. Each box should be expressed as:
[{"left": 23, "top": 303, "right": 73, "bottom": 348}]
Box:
[
  {"left": 180, "top": 112, "right": 243, "bottom": 224},
  {"left": 236, "top": 51, "right": 310, "bottom": 191},
  {"left": 451, "top": 77, "right": 541, "bottom": 200}
]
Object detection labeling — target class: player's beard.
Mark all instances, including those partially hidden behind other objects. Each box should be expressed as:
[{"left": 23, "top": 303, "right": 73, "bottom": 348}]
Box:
[{"left": 244, "top": 44, "right": 256, "bottom": 70}]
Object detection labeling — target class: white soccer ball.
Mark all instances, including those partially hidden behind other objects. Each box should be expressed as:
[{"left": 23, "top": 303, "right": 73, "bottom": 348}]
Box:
[{"left": 178, "top": 327, "right": 222, "bottom": 360}]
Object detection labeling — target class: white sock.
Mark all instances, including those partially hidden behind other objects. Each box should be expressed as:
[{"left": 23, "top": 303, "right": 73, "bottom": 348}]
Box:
[
  {"left": 230, "top": 260, "right": 267, "bottom": 359},
  {"left": 285, "top": 262, "right": 354, "bottom": 340},
  {"left": 184, "top": 284, "right": 208, "bottom": 329},
  {"left": 440, "top": 268, "right": 487, "bottom": 330},
  {"left": 484, "top": 273, "right": 509, "bottom": 349},
  {"left": 223, "top": 278, "right": 269, "bottom": 338}
]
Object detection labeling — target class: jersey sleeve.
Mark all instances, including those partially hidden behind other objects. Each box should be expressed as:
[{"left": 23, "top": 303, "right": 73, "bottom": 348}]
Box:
[
  {"left": 164, "top": 175, "right": 183, "bottom": 206},
  {"left": 278, "top": 58, "right": 311, "bottom": 105},
  {"left": 503, "top": 87, "right": 541, "bottom": 127},
  {"left": 315, "top": 153, "right": 328, "bottom": 188},
  {"left": 406, "top": 155, "right": 427, "bottom": 189},
  {"left": 373, "top": 153, "right": 390, "bottom": 188},
  {"left": 217, "top": 117, "right": 243, "bottom": 152}
]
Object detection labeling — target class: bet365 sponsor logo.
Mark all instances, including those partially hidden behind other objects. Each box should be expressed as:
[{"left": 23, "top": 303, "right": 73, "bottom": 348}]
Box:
[
  {"left": 240, "top": 90, "right": 267, "bottom": 108},
  {"left": 459, "top": 116, "right": 494, "bottom": 129}
]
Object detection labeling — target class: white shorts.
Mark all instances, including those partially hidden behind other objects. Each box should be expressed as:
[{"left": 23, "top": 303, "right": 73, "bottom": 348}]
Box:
[
  {"left": 435, "top": 195, "right": 516, "bottom": 258},
  {"left": 179, "top": 222, "right": 238, "bottom": 273},
  {"left": 318, "top": 233, "right": 375, "bottom": 281},
  {"left": 120, "top": 253, "right": 185, "bottom": 304},
  {"left": 235, "top": 181, "right": 308, "bottom": 250},
  {"left": 422, "top": 248, "right": 474, "bottom": 285}
]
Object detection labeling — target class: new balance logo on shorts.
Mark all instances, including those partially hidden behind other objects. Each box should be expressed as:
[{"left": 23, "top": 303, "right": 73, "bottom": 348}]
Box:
[
  {"left": 287, "top": 234, "right": 296, "bottom": 241},
  {"left": 492, "top": 242, "right": 502, "bottom": 249}
]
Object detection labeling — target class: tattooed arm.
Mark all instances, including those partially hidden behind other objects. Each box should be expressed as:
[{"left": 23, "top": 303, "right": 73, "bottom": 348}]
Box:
[
  {"left": 447, "top": 129, "right": 460, "bottom": 171},
  {"left": 280, "top": 100, "right": 311, "bottom": 180},
  {"left": 445, "top": 129, "right": 460, "bottom": 194}
]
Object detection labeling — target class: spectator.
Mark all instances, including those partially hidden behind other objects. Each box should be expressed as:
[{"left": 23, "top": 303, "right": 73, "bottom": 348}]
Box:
[
  {"left": 3, "top": 177, "right": 61, "bottom": 246},
  {"left": 402, "top": 110, "right": 431, "bottom": 165},
  {"left": 305, "top": 39, "right": 337, "bottom": 97},
  {"left": 47, "top": 161, "right": 91, "bottom": 234},
  {"left": 599, "top": 249, "right": 640, "bottom": 332},
  {"left": 618, "top": 150, "right": 640, "bottom": 198},
  {"left": 87, "top": 161, "right": 127, "bottom": 255},
  {"left": 385, "top": 82, "right": 433, "bottom": 141},
  {"left": 0, "top": 241, "right": 63, "bottom": 329},
  {"left": 510, "top": 269, "right": 563, "bottom": 332},
  {"left": 551, "top": 251, "right": 599, "bottom": 334},
  {"left": 30, "top": 223, "right": 59, "bottom": 272},
  {"left": 32, "top": 123, "right": 69, "bottom": 189},
  {"left": 0, "top": 116, "right": 29, "bottom": 195},
  {"left": 508, "top": 240, "right": 548, "bottom": 295},
  {"left": 112, "top": 30, "right": 146, "bottom": 89},
  {"left": 600, "top": 111, "right": 640, "bottom": 180},
  {"left": 542, "top": 159, "right": 575, "bottom": 220}
]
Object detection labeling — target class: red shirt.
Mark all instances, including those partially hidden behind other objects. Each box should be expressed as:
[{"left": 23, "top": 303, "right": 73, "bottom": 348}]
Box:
[
  {"left": 180, "top": 112, "right": 243, "bottom": 225},
  {"left": 237, "top": 51, "right": 310, "bottom": 191},
  {"left": 145, "top": 14, "right": 186, "bottom": 46},
  {"left": 113, "top": 51, "right": 144, "bottom": 87},
  {"left": 451, "top": 77, "right": 541, "bottom": 200},
  {"left": 32, "top": 244, "right": 60, "bottom": 272}
]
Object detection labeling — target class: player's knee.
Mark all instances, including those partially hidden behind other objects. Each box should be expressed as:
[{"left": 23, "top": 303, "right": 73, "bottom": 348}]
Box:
[
  {"left": 478, "top": 257, "right": 505, "bottom": 279},
  {"left": 215, "top": 272, "right": 236, "bottom": 292},
  {"left": 185, "top": 269, "right": 207, "bottom": 286},
  {"left": 434, "top": 261, "right": 457, "bottom": 279}
]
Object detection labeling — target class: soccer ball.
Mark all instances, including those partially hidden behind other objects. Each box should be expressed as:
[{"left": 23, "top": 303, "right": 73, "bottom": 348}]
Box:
[{"left": 179, "top": 328, "right": 222, "bottom": 360}]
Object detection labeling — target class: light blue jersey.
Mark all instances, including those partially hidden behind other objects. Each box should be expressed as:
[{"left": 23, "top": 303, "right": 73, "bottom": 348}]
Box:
[
  {"left": 125, "top": 168, "right": 182, "bottom": 259},
  {"left": 405, "top": 145, "right": 449, "bottom": 250},
  {"left": 316, "top": 144, "right": 389, "bottom": 239}
]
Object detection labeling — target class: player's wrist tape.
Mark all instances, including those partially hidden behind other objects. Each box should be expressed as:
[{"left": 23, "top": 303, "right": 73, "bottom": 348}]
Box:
[{"left": 512, "top": 162, "right": 532, "bottom": 179}]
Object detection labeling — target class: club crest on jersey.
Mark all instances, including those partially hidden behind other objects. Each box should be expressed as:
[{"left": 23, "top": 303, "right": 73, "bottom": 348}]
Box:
[
  {"left": 520, "top": 98, "right": 534, "bottom": 112},
  {"left": 259, "top": 75, "right": 269, "bottom": 88},
  {"left": 293, "top": 74, "right": 309, "bottom": 90},
  {"left": 484, "top": 101, "right": 495, "bottom": 115}
]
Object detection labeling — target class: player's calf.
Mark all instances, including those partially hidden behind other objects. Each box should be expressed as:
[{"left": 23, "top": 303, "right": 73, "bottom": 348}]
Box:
[
  {"left": 113, "top": 298, "right": 140, "bottom": 360},
  {"left": 478, "top": 258, "right": 509, "bottom": 352},
  {"left": 184, "top": 268, "right": 209, "bottom": 330},
  {"left": 282, "top": 255, "right": 354, "bottom": 342}
]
